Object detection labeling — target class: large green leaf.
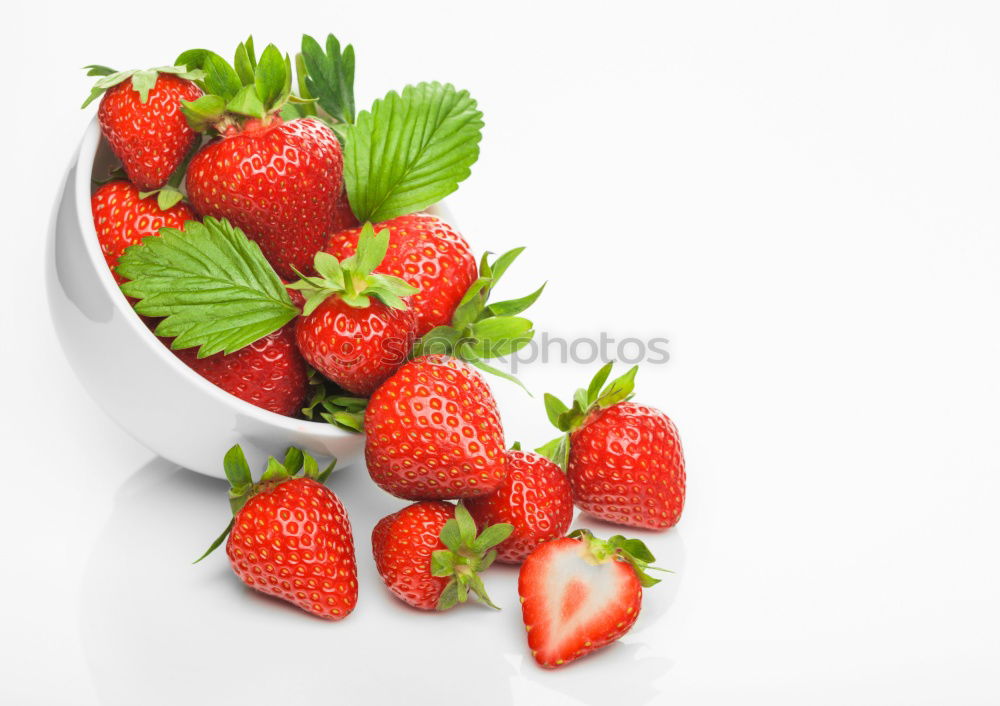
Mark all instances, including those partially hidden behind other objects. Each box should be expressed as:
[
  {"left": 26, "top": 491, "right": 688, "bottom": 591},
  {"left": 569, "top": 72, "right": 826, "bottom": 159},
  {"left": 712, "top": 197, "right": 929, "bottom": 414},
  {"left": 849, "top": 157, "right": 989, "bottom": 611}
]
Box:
[
  {"left": 117, "top": 217, "right": 299, "bottom": 357},
  {"left": 344, "top": 81, "right": 483, "bottom": 223}
]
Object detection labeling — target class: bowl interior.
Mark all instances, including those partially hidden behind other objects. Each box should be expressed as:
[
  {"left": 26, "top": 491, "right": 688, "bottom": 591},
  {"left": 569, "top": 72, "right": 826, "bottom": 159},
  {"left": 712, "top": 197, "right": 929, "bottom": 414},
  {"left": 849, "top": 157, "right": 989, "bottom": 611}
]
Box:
[{"left": 78, "top": 118, "right": 357, "bottom": 442}]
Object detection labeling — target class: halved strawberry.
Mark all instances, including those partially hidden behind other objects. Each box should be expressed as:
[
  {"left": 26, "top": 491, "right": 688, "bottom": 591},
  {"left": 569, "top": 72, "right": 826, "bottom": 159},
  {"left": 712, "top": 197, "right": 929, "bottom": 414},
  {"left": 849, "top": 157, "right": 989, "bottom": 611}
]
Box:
[{"left": 518, "top": 530, "right": 666, "bottom": 668}]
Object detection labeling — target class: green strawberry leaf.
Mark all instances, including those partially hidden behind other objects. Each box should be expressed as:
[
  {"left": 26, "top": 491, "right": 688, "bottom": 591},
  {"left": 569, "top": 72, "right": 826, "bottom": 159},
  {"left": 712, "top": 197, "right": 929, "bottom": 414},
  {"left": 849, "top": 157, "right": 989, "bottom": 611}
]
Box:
[
  {"left": 293, "top": 53, "right": 319, "bottom": 118},
  {"left": 234, "top": 37, "right": 257, "bottom": 85},
  {"left": 201, "top": 52, "right": 243, "bottom": 101},
  {"left": 543, "top": 363, "right": 640, "bottom": 434},
  {"left": 117, "top": 217, "right": 299, "bottom": 357},
  {"left": 193, "top": 519, "right": 234, "bottom": 564},
  {"left": 223, "top": 445, "right": 252, "bottom": 488},
  {"left": 289, "top": 222, "right": 418, "bottom": 314},
  {"left": 535, "top": 434, "right": 569, "bottom": 471},
  {"left": 81, "top": 65, "right": 205, "bottom": 109},
  {"left": 301, "top": 33, "right": 356, "bottom": 124},
  {"left": 255, "top": 43, "right": 287, "bottom": 110},
  {"left": 180, "top": 94, "right": 227, "bottom": 132},
  {"left": 226, "top": 84, "right": 266, "bottom": 118},
  {"left": 301, "top": 367, "right": 367, "bottom": 432},
  {"left": 410, "top": 248, "right": 541, "bottom": 391},
  {"left": 84, "top": 64, "right": 117, "bottom": 77},
  {"left": 432, "top": 504, "right": 511, "bottom": 611},
  {"left": 569, "top": 529, "right": 671, "bottom": 588},
  {"left": 586, "top": 361, "right": 614, "bottom": 406},
  {"left": 543, "top": 394, "right": 570, "bottom": 428},
  {"left": 344, "top": 81, "right": 483, "bottom": 223}
]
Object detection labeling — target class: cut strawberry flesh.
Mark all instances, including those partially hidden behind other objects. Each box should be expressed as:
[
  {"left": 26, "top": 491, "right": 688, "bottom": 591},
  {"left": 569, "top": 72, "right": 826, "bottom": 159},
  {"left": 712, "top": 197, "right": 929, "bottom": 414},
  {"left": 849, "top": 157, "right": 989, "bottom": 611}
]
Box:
[{"left": 520, "top": 538, "right": 643, "bottom": 668}]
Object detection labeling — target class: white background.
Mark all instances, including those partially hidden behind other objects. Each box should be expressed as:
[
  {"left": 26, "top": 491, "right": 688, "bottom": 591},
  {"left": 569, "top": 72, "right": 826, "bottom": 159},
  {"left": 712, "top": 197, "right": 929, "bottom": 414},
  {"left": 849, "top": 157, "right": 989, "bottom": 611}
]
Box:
[{"left": 3, "top": 1, "right": 1000, "bottom": 704}]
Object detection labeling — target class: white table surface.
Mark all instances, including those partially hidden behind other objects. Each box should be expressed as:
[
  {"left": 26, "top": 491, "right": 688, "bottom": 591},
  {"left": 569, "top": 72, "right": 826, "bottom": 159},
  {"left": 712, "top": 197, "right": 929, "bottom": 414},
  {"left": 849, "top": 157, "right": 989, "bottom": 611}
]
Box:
[{"left": 3, "top": 2, "right": 999, "bottom": 704}]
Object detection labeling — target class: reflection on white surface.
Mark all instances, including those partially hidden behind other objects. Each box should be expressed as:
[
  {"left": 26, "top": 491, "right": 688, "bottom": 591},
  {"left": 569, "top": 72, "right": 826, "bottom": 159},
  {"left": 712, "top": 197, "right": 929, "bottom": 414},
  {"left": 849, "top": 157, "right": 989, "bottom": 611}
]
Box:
[{"left": 81, "top": 458, "right": 684, "bottom": 705}]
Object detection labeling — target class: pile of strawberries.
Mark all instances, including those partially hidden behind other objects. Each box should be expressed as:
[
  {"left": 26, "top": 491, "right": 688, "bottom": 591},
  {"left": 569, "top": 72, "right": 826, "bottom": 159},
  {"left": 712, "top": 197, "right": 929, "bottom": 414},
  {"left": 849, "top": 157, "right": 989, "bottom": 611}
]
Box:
[{"left": 83, "top": 34, "right": 687, "bottom": 669}]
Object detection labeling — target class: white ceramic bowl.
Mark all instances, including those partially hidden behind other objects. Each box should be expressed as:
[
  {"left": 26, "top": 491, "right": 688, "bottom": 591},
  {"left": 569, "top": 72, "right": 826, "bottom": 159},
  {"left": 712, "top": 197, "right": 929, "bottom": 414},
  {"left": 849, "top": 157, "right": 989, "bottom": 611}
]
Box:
[{"left": 46, "top": 117, "right": 366, "bottom": 479}]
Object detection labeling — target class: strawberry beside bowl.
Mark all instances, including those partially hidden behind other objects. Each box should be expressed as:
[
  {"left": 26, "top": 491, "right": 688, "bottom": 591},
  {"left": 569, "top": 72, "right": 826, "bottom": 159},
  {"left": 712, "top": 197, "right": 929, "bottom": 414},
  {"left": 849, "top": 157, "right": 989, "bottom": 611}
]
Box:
[{"left": 46, "top": 117, "right": 364, "bottom": 479}]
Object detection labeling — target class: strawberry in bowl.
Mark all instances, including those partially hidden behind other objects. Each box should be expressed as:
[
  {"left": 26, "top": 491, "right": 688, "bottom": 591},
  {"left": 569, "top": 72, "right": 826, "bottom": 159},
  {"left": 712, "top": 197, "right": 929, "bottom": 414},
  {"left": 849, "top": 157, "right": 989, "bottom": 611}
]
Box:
[{"left": 54, "top": 33, "right": 492, "bottom": 477}]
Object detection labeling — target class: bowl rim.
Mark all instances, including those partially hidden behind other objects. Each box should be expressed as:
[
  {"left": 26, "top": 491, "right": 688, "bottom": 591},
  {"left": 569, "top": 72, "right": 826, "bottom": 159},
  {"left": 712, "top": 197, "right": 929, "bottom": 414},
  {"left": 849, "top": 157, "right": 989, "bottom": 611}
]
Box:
[{"left": 75, "top": 116, "right": 355, "bottom": 440}]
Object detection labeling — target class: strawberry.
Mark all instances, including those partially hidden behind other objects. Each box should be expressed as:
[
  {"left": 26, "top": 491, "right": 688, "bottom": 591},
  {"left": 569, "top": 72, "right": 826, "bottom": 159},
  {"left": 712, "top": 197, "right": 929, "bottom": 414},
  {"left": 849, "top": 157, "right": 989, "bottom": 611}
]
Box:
[
  {"left": 365, "top": 354, "right": 507, "bottom": 500},
  {"left": 329, "top": 188, "right": 360, "bottom": 234},
  {"left": 185, "top": 116, "right": 343, "bottom": 279},
  {"left": 372, "top": 501, "right": 512, "bottom": 610},
  {"left": 540, "top": 364, "right": 686, "bottom": 531},
  {"left": 83, "top": 66, "right": 204, "bottom": 190},
  {"left": 464, "top": 446, "right": 574, "bottom": 563},
  {"left": 170, "top": 323, "right": 308, "bottom": 417},
  {"left": 518, "top": 529, "right": 666, "bottom": 668},
  {"left": 290, "top": 223, "right": 419, "bottom": 396},
  {"left": 91, "top": 180, "right": 196, "bottom": 283},
  {"left": 326, "top": 213, "right": 477, "bottom": 338},
  {"left": 198, "top": 446, "right": 358, "bottom": 620}
]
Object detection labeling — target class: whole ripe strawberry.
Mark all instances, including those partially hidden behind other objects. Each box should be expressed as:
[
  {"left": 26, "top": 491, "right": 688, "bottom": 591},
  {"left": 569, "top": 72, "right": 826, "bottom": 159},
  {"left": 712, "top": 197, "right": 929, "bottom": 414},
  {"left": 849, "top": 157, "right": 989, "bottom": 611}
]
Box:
[
  {"left": 199, "top": 446, "right": 357, "bottom": 620},
  {"left": 326, "top": 213, "right": 477, "bottom": 337},
  {"left": 170, "top": 323, "right": 308, "bottom": 417},
  {"left": 464, "top": 446, "right": 574, "bottom": 563},
  {"left": 519, "top": 530, "right": 665, "bottom": 668},
  {"left": 91, "top": 180, "right": 196, "bottom": 283},
  {"left": 372, "top": 501, "right": 512, "bottom": 610},
  {"left": 83, "top": 66, "right": 204, "bottom": 190},
  {"left": 365, "top": 355, "right": 507, "bottom": 500},
  {"left": 290, "top": 224, "right": 419, "bottom": 396},
  {"left": 541, "top": 364, "right": 686, "bottom": 531},
  {"left": 186, "top": 116, "right": 343, "bottom": 279}
]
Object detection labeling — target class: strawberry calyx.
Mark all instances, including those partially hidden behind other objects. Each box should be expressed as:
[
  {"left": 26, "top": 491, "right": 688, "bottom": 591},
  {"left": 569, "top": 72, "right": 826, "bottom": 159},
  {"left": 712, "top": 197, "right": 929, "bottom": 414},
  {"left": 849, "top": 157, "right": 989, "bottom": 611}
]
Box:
[
  {"left": 301, "top": 367, "right": 368, "bottom": 432},
  {"left": 567, "top": 528, "right": 670, "bottom": 588},
  {"left": 194, "top": 445, "right": 335, "bottom": 563},
  {"left": 535, "top": 362, "right": 638, "bottom": 469},
  {"left": 431, "top": 502, "right": 514, "bottom": 610},
  {"left": 411, "top": 247, "right": 544, "bottom": 391},
  {"left": 288, "top": 222, "right": 418, "bottom": 314},
  {"left": 175, "top": 37, "right": 313, "bottom": 134},
  {"left": 81, "top": 64, "right": 206, "bottom": 109}
]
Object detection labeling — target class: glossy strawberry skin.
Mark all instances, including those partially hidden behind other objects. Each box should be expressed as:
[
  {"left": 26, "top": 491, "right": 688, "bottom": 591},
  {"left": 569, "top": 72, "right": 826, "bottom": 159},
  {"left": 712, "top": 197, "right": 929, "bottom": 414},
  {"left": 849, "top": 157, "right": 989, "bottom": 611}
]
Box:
[
  {"left": 518, "top": 537, "right": 643, "bottom": 668},
  {"left": 226, "top": 477, "right": 358, "bottom": 620},
  {"left": 91, "top": 181, "right": 196, "bottom": 283},
  {"left": 171, "top": 323, "right": 308, "bottom": 417},
  {"left": 329, "top": 188, "right": 360, "bottom": 234},
  {"left": 568, "top": 402, "right": 685, "bottom": 530},
  {"left": 465, "top": 450, "right": 574, "bottom": 563},
  {"left": 98, "top": 75, "right": 202, "bottom": 190},
  {"left": 326, "top": 213, "right": 477, "bottom": 338},
  {"left": 365, "top": 355, "right": 507, "bottom": 500},
  {"left": 295, "top": 297, "right": 416, "bottom": 397},
  {"left": 371, "top": 501, "right": 454, "bottom": 610},
  {"left": 186, "top": 117, "right": 343, "bottom": 279}
]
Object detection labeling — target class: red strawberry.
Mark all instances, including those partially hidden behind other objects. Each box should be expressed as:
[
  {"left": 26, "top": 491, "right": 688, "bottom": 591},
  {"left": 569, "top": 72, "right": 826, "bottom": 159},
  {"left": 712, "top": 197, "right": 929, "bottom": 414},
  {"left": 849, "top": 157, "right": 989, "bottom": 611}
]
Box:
[
  {"left": 199, "top": 446, "right": 357, "bottom": 620},
  {"left": 91, "top": 181, "right": 196, "bottom": 283},
  {"left": 519, "top": 530, "right": 665, "bottom": 668},
  {"left": 329, "top": 188, "right": 360, "bottom": 234},
  {"left": 465, "top": 447, "right": 574, "bottom": 563},
  {"left": 365, "top": 355, "right": 507, "bottom": 500},
  {"left": 83, "top": 67, "right": 203, "bottom": 190},
  {"left": 326, "top": 213, "right": 477, "bottom": 338},
  {"left": 372, "top": 501, "right": 512, "bottom": 610},
  {"left": 542, "top": 364, "right": 685, "bottom": 530},
  {"left": 186, "top": 116, "right": 343, "bottom": 279},
  {"left": 171, "top": 323, "right": 308, "bottom": 417},
  {"left": 290, "top": 224, "right": 419, "bottom": 396}
]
